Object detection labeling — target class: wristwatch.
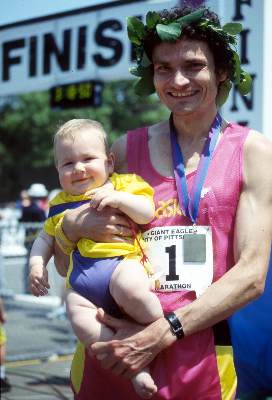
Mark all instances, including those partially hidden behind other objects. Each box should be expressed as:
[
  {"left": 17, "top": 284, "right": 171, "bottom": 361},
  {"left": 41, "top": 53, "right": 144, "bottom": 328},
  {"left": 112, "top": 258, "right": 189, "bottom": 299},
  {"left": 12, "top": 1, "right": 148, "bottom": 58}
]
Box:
[{"left": 164, "top": 312, "right": 184, "bottom": 340}]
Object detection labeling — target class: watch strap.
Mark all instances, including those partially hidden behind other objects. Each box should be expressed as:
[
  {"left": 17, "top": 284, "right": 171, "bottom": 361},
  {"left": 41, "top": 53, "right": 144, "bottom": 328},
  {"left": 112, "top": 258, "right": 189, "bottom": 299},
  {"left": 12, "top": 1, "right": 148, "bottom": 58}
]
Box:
[{"left": 164, "top": 312, "right": 184, "bottom": 340}]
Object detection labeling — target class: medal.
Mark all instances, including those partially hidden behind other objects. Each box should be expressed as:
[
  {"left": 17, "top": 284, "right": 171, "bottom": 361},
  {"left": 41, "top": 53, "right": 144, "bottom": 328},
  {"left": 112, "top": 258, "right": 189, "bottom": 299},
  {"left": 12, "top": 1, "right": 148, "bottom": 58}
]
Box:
[
  {"left": 146, "top": 113, "right": 223, "bottom": 295},
  {"left": 170, "top": 112, "right": 222, "bottom": 224},
  {"left": 183, "top": 233, "right": 206, "bottom": 263}
]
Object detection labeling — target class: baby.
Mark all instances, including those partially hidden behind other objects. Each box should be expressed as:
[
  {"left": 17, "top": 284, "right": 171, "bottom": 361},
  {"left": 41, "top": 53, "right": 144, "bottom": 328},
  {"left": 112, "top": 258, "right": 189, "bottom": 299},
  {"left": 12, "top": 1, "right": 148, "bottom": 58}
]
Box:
[{"left": 28, "top": 119, "right": 163, "bottom": 399}]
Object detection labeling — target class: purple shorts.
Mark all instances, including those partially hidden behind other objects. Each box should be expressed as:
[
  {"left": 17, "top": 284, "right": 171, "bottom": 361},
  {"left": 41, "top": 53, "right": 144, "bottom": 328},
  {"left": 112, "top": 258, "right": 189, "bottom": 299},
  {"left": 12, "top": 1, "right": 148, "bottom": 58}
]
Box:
[{"left": 69, "top": 250, "right": 123, "bottom": 317}]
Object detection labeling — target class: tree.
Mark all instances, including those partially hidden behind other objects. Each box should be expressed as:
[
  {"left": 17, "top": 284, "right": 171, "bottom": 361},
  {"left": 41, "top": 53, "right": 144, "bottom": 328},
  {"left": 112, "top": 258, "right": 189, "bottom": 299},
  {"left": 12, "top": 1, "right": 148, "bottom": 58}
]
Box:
[{"left": 0, "top": 80, "right": 169, "bottom": 202}]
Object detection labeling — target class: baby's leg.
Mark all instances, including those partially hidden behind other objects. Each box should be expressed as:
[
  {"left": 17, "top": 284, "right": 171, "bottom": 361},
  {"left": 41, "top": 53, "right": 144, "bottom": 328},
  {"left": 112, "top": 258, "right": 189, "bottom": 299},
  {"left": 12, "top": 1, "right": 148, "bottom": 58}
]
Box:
[
  {"left": 110, "top": 259, "right": 163, "bottom": 399},
  {"left": 110, "top": 259, "right": 163, "bottom": 324},
  {"left": 65, "top": 289, "right": 113, "bottom": 351}
]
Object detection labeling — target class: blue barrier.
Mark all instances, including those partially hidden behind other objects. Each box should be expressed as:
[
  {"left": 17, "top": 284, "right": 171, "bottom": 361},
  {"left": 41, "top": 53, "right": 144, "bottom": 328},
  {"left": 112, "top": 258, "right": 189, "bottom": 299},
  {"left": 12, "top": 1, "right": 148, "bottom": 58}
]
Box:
[{"left": 229, "top": 251, "right": 272, "bottom": 397}]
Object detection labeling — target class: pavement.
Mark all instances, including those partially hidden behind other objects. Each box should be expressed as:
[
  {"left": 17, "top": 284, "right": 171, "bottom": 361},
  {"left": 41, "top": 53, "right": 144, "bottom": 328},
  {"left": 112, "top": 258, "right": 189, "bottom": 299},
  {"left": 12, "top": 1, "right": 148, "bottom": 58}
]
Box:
[
  {"left": 4, "top": 356, "right": 74, "bottom": 400},
  {"left": 2, "top": 254, "right": 272, "bottom": 399},
  {"left": 0, "top": 252, "right": 76, "bottom": 399},
  {"left": 2, "top": 295, "right": 76, "bottom": 400}
]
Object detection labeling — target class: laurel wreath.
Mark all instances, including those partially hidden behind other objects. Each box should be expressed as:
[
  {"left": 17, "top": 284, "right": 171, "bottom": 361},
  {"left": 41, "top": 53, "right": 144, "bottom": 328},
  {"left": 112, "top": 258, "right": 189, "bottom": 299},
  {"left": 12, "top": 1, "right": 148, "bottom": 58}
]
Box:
[{"left": 127, "top": 8, "right": 252, "bottom": 106}]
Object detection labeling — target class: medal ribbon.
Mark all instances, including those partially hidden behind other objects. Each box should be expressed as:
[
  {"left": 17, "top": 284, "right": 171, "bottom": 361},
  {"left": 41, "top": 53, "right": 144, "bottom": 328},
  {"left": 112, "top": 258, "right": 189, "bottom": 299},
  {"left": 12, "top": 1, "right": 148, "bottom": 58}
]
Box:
[{"left": 170, "top": 113, "right": 222, "bottom": 224}]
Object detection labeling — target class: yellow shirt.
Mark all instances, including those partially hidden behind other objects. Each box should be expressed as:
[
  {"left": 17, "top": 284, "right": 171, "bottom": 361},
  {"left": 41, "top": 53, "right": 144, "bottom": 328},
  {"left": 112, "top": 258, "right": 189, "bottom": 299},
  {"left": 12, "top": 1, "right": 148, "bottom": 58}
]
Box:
[
  {"left": 0, "top": 324, "right": 6, "bottom": 345},
  {"left": 44, "top": 173, "right": 154, "bottom": 259}
]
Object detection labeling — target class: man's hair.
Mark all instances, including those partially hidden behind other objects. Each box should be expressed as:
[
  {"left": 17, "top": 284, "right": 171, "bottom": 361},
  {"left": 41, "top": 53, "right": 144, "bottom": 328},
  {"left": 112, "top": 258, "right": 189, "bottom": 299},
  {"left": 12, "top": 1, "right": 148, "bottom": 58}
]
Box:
[
  {"left": 53, "top": 119, "right": 109, "bottom": 165},
  {"left": 144, "top": 6, "right": 234, "bottom": 79}
]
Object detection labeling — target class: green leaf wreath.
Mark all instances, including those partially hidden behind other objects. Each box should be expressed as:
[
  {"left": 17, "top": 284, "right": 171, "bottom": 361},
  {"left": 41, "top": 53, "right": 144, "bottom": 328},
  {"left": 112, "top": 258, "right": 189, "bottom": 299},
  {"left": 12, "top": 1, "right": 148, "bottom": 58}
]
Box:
[{"left": 127, "top": 8, "right": 252, "bottom": 105}]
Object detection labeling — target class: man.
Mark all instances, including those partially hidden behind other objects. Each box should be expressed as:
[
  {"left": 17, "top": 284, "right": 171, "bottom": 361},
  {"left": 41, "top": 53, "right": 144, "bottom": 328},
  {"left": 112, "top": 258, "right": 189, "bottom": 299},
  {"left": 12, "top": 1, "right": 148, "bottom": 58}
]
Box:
[
  {"left": 55, "top": 6, "right": 272, "bottom": 399},
  {"left": 0, "top": 298, "right": 11, "bottom": 393}
]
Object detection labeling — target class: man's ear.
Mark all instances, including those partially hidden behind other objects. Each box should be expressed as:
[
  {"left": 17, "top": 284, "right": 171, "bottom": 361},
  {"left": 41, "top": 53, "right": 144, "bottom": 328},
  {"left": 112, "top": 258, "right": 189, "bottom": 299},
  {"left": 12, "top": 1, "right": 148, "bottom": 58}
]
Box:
[
  {"left": 107, "top": 152, "right": 115, "bottom": 174},
  {"left": 217, "top": 69, "right": 228, "bottom": 84}
]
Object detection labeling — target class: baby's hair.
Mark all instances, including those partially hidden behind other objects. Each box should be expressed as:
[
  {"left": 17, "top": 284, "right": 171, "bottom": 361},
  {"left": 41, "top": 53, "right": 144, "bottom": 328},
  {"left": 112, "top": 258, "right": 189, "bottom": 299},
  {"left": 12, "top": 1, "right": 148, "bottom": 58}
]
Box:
[{"left": 54, "top": 119, "right": 109, "bottom": 165}]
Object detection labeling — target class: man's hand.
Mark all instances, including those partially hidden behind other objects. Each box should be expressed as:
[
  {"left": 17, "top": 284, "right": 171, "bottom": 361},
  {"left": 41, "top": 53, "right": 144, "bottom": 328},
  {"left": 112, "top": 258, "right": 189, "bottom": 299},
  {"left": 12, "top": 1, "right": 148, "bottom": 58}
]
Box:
[
  {"left": 90, "top": 309, "right": 174, "bottom": 379},
  {"left": 29, "top": 264, "right": 50, "bottom": 296},
  {"left": 62, "top": 203, "right": 134, "bottom": 244}
]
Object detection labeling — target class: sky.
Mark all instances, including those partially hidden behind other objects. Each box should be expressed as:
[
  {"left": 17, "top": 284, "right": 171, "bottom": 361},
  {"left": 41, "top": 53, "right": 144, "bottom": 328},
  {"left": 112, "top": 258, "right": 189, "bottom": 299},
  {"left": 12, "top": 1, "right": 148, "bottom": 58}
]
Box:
[
  {"left": 0, "top": 0, "right": 119, "bottom": 26},
  {"left": 1, "top": 0, "right": 204, "bottom": 26}
]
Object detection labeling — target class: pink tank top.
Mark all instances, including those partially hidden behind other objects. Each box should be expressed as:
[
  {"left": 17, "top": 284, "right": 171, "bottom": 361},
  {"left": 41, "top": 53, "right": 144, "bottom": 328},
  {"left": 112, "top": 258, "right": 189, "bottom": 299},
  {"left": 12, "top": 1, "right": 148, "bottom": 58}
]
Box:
[
  {"left": 127, "top": 122, "right": 249, "bottom": 284},
  {"left": 126, "top": 122, "right": 249, "bottom": 399},
  {"left": 72, "top": 122, "right": 249, "bottom": 400}
]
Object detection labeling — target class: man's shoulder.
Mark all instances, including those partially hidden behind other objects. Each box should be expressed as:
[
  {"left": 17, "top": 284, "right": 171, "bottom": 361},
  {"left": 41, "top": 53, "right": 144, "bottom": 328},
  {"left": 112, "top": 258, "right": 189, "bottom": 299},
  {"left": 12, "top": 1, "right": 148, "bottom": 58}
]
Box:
[
  {"left": 245, "top": 129, "right": 272, "bottom": 157},
  {"left": 243, "top": 129, "right": 272, "bottom": 185},
  {"left": 149, "top": 120, "right": 169, "bottom": 138},
  {"left": 111, "top": 134, "right": 128, "bottom": 173},
  {"left": 111, "top": 120, "right": 168, "bottom": 172}
]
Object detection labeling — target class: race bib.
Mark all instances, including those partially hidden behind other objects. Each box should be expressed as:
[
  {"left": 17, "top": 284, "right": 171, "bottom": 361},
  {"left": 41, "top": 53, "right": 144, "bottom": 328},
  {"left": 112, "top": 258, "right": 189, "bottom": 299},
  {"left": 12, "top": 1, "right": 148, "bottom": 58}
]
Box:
[{"left": 142, "top": 225, "right": 213, "bottom": 297}]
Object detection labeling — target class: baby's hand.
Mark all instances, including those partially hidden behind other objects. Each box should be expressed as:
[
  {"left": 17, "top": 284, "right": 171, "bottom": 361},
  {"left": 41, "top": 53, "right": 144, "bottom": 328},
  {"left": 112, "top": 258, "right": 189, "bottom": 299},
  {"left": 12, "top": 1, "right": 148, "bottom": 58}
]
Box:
[
  {"left": 29, "top": 264, "right": 50, "bottom": 296},
  {"left": 90, "top": 184, "right": 122, "bottom": 211}
]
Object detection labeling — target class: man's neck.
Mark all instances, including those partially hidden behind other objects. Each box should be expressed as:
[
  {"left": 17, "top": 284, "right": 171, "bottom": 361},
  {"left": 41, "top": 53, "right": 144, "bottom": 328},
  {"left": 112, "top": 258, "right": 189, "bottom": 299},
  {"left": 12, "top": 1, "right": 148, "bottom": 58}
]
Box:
[{"left": 172, "top": 109, "right": 218, "bottom": 145}]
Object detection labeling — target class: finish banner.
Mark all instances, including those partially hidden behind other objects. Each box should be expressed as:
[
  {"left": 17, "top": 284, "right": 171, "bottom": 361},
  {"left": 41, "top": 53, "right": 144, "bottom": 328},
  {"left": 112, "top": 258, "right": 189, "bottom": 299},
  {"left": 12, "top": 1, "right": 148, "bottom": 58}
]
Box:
[{"left": 0, "top": 0, "right": 176, "bottom": 96}]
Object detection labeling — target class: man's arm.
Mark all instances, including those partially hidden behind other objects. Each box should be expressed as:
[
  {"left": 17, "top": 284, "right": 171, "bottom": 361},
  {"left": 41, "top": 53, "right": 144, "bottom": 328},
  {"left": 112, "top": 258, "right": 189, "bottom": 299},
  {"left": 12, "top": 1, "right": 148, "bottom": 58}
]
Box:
[
  {"left": 176, "top": 131, "right": 272, "bottom": 334},
  {"left": 91, "top": 131, "right": 272, "bottom": 376},
  {"left": 110, "top": 137, "right": 155, "bottom": 223},
  {"left": 54, "top": 203, "right": 134, "bottom": 273},
  {"left": 53, "top": 241, "right": 70, "bottom": 277},
  {"left": 111, "top": 135, "right": 128, "bottom": 173}
]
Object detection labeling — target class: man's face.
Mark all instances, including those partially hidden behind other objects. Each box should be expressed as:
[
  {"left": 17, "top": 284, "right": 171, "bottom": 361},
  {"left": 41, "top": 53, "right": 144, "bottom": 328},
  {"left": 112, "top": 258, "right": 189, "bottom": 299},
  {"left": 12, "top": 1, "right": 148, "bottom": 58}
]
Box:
[{"left": 152, "top": 38, "right": 226, "bottom": 117}]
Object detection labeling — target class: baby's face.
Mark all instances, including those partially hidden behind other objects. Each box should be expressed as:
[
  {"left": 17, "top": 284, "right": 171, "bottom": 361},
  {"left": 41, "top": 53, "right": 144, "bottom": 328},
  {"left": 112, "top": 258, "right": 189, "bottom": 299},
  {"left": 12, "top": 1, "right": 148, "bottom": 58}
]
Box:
[{"left": 55, "top": 129, "right": 114, "bottom": 195}]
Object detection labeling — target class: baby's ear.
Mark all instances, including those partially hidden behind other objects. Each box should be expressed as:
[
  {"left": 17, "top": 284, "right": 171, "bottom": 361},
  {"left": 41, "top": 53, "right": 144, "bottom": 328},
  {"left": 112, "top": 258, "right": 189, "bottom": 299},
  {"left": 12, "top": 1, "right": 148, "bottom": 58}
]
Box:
[{"left": 107, "top": 152, "right": 115, "bottom": 174}]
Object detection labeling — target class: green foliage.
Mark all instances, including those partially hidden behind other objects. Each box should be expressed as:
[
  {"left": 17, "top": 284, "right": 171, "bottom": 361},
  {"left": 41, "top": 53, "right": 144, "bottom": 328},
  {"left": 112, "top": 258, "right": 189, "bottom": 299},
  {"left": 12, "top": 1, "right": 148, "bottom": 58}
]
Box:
[
  {"left": 127, "top": 8, "right": 251, "bottom": 104},
  {"left": 0, "top": 82, "right": 169, "bottom": 201},
  {"left": 141, "top": 52, "right": 152, "bottom": 67},
  {"left": 127, "top": 16, "right": 146, "bottom": 45},
  {"left": 232, "top": 52, "right": 242, "bottom": 84},
  {"left": 134, "top": 66, "right": 155, "bottom": 96},
  {"left": 176, "top": 8, "right": 205, "bottom": 26},
  {"left": 222, "top": 22, "right": 243, "bottom": 35},
  {"left": 237, "top": 71, "right": 252, "bottom": 95},
  {"left": 156, "top": 22, "right": 182, "bottom": 41},
  {"left": 146, "top": 11, "right": 160, "bottom": 29},
  {"left": 129, "top": 66, "right": 143, "bottom": 77},
  {"left": 231, "top": 52, "right": 252, "bottom": 94},
  {"left": 216, "top": 80, "right": 232, "bottom": 107}
]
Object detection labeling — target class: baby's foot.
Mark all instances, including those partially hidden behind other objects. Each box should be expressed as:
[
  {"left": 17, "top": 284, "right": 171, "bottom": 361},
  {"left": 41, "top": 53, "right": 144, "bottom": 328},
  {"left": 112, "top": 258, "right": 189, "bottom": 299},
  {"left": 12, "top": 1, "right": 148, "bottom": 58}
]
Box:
[
  {"left": 149, "top": 270, "right": 164, "bottom": 291},
  {"left": 131, "top": 369, "right": 157, "bottom": 399}
]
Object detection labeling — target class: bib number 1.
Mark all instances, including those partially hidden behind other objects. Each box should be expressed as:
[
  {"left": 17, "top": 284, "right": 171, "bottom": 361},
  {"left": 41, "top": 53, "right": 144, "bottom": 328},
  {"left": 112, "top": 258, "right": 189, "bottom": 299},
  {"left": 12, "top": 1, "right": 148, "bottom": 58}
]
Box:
[
  {"left": 165, "top": 245, "right": 179, "bottom": 281},
  {"left": 142, "top": 225, "right": 213, "bottom": 296}
]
